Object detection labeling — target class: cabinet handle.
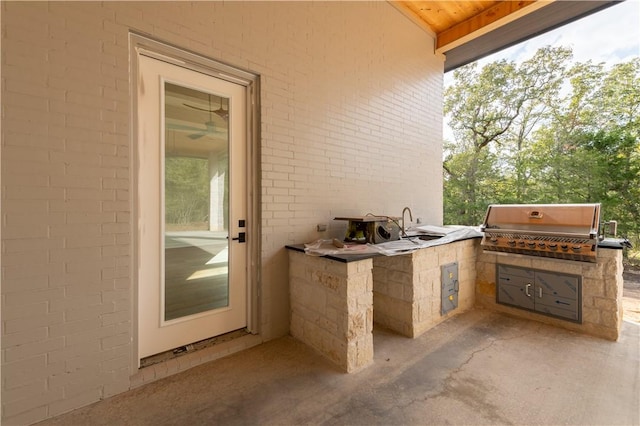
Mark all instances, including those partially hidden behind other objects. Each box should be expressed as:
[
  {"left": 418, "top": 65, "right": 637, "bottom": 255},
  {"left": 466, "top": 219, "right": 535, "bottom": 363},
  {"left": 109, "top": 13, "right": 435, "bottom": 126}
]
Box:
[
  {"left": 525, "top": 283, "right": 531, "bottom": 297},
  {"left": 539, "top": 287, "right": 543, "bottom": 298}
]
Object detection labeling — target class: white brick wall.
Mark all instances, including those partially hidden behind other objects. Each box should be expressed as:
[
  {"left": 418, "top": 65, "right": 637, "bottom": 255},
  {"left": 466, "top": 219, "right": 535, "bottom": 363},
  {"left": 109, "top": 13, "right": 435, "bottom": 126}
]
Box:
[{"left": 1, "top": 1, "right": 443, "bottom": 423}]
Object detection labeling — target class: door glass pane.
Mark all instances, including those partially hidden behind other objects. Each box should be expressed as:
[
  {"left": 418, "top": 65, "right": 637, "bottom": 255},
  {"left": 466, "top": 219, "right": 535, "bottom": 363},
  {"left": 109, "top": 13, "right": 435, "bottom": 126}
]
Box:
[{"left": 163, "top": 82, "right": 230, "bottom": 321}]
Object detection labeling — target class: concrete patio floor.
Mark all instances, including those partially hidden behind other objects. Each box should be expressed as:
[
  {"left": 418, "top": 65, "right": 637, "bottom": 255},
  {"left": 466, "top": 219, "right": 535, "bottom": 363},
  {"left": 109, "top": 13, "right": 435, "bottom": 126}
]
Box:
[{"left": 37, "top": 308, "right": 639, "bottom": 426}]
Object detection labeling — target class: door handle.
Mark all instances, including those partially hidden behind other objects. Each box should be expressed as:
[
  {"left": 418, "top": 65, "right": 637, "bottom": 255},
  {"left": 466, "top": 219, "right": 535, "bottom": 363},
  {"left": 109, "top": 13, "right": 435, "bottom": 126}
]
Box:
[
  {"left": 525, "top": 283, "right": 531, "bottom": 297},
  {"left": 538, "top": 287, "right": 543, "bottom": 298},
  {"left": 231, "top": 232, "right": 246, "bottom": 243}
]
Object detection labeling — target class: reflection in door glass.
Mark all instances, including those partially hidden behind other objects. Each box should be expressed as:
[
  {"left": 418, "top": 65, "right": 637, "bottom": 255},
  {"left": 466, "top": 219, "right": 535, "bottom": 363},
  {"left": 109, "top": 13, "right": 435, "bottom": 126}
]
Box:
[{"left": 163, "top": 82, "right": 230, "bottom": 321}]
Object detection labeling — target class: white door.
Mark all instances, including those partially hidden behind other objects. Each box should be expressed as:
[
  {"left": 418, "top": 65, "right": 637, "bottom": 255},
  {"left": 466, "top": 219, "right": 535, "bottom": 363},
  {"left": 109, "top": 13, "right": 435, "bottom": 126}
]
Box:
[{"left": 137, "top": 54, "right": 248, "bottom": 360}]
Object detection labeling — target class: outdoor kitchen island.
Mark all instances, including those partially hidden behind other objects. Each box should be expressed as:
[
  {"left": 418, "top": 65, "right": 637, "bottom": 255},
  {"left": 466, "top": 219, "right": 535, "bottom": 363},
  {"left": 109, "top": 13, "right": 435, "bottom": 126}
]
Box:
[
  {"left": 287, "top": 235, "right": 626, "bottom": 373},
  {"left": 286, "top": 236, "right": 479, "bottom": 373},
  {"left": 477, "top": 203, "right": 627, "bottom": 342},
  {"left": 476, "top": 241, "right": 626, "bottom": 341}
]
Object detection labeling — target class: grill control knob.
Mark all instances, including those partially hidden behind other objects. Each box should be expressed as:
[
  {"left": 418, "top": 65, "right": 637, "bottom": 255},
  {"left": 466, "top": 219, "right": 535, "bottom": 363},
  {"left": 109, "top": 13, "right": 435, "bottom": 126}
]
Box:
[
  {"left": 490, "top": 237, "right": 498, "bottom": 244},
  {"left": 518, "top": 241, "right": 526, "bottom": 247},
  {"left": 572, "top": 245, "right": 582, "bottom": 252},
  {"left": 561, "top": 244, "right": 569, "bottom": 251},
  {"left": 527, "top": 242, "right": 536, "bottom": 248},
  {"left": 508, "top": 240, "right": 516, "bottom": 247},
  {"left": 548, "top": 243, "right": 558, "bottom": 251},
  {"left": 538, "top": 242, "right": 546, "bottom": 248}
]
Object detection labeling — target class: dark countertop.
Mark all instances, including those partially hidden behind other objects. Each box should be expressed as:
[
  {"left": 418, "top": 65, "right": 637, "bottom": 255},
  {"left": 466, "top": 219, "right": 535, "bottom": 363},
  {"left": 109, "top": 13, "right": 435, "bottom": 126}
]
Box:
[
  {"left": 286, "top": 237, "right": 629, "bottom": 264},
  {"left": 285, "top": 233, "right": 482, "bottom": 263},
  {"left": 285, "top": 244, "right": 379, "bottom": 263}
]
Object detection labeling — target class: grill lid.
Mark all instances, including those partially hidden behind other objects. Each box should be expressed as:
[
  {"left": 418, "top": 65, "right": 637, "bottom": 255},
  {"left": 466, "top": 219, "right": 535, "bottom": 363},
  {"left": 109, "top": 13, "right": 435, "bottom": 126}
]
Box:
[
  {"left": 481, "top": 203, "right": 600, "bottom": 238},
  {"left": 480, "top": 203, "right": 601, "bottom": 263}
]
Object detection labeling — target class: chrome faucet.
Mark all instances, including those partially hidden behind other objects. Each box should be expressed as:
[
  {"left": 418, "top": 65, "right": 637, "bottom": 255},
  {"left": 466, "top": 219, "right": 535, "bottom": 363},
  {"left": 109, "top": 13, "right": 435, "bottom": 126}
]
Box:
[{"left": 401, "top": 207, "right": 413, "bottom": 237}]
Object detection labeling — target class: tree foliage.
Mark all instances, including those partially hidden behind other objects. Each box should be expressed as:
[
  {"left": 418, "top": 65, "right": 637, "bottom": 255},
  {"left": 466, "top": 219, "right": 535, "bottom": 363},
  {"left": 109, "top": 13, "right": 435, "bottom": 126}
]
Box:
[
  {"left": 165, "top": 157, "right": 211, "bottom": 227},
  {"left": 443, "top": 49, "right": 640, "bottom": 245}
]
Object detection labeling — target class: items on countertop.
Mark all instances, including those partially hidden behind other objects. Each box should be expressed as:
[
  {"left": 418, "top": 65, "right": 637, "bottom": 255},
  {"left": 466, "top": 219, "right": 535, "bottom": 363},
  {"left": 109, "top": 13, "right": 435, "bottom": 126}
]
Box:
[{"left": 303, "top": 225, "right": 483, "bottom": 257}]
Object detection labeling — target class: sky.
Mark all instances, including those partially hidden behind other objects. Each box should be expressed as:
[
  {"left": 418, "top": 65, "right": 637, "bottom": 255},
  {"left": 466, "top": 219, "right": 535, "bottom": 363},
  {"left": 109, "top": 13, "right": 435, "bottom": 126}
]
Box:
[
  {"left": 443, "top": 0, "right": 640, "bottom": 138},
  {"left": 474, "top": 0, "right": 640, "bottom": 68}
]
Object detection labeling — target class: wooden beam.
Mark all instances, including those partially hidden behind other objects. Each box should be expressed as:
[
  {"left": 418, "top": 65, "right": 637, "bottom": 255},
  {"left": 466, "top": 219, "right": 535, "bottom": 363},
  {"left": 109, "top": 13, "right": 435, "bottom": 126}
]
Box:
[{"left": 436, "top": 0, "right": 554, "bottom": 53}]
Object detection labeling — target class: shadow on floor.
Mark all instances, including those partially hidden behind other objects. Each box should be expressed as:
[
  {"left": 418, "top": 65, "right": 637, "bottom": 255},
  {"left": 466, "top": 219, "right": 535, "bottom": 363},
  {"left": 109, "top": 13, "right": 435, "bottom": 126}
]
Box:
[{"left": 37, "top": 309, "right": 640, "bottom": 426}]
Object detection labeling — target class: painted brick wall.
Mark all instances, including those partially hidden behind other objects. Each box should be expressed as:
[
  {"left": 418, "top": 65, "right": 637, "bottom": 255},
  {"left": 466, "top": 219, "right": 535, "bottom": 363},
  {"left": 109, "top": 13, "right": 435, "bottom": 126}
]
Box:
[{"left": 1, "top": 1, "right": 443, "bottom": 423}]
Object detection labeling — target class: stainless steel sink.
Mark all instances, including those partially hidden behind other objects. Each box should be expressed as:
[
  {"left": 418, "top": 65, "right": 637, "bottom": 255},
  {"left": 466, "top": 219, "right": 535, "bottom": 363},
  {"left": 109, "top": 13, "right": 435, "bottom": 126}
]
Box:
[{"left": 401, "top": 233, "right": 441, "bottom": 241}]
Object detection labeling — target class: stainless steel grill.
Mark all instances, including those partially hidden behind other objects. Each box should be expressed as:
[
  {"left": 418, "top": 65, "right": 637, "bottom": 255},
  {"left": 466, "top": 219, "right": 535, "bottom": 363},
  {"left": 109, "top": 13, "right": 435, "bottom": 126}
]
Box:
[{"left": 480, "top": 203, "right": 601, "bottom": 263}]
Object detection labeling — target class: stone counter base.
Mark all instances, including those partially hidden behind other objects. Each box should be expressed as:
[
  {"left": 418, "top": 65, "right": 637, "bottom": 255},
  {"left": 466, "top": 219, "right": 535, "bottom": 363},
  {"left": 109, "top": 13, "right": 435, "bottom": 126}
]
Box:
[
  {"left": 289, "top": 250, "right": 374, "bottom": 373},
  {"left": 475, "top": 246, "right": 623, "bottom": 341},
  {"left": 373, "top": 239, "right": 477, "bottom": 338},
  {"left": 289, "top": 240, "right": 624, "bottom": 374}
]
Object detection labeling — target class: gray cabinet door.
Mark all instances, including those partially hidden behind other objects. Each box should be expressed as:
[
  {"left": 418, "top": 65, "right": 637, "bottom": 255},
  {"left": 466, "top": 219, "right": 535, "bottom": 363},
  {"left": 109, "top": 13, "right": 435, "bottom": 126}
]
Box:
[
  {"left": 535, "top": 272, "right": 579, "bottom": 321},
  {"left": 497, "top": 273, "right": 535, "bottom": 310},
  {"left": 497, "top": 265, "right": 581, "bottom": 323},
  {"left": 535, "top": 298, "right": 579, "bottom": 321},
  {"left": 441, "top": 262, "right": 459, "bottom": 315},
  {"left": 535, "top": 271, "right": 579, "bottom": 300},
  {"left": 498, "top": 265, "right": 535, "bottom": 280}
]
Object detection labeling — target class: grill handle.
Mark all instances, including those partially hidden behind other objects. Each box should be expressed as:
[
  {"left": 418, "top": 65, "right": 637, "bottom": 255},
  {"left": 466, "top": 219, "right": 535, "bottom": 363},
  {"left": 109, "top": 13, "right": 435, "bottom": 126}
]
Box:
[
  {"left": 525, "top": 283, "right": 531, "bottom": 297},
  {"left": 482, "top": 227, "right": 598, "bottom": 240}
]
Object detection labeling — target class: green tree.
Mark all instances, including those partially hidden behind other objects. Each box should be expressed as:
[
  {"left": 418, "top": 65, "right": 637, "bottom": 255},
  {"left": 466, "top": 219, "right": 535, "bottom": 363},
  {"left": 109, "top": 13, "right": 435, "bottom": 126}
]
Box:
[
  {"left": 579, "top": 129, "right": 640, "bottom": 237},
  {"left": 165, "top": 157, "right": 211, "bottom": 227},
  {"left": 444, "top": 60, "right": 519, "bottom": 224},
  {"left": 443, "top": 48, "right": 639, "bottom": 249},
  {"left": 597, "top": 58, "right": 640, "bottom": 131},
  {"left": 530, "top": 58, "right": 640, "bottom": 236},
  {"left": 444, "top": 46, "right": 572, "bottom": 224},
  {"left": 443, "top": 141, "right": 501, "bottom": 225}
]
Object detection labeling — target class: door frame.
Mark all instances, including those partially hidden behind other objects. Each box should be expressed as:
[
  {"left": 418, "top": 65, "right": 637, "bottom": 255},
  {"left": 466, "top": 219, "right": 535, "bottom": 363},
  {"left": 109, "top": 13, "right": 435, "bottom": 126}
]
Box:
[{"left": 129, "top": 33, "right": 261, "bottom": 368}]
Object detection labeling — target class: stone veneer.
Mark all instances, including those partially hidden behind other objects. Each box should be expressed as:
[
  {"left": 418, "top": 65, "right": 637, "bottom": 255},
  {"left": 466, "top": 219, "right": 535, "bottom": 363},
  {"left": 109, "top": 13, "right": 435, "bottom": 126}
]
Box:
[
  {"left": 288, "top": 250, "right": 374, "bottom": 373},
  {"left": 288, "top": 239, "right": 624, "bottom": 373},
  {"left": 372, "top": 239, "right": 477, "bottom": 337},
  {"left": 475, "top": 245, "right": 624, "bottom": 341}
]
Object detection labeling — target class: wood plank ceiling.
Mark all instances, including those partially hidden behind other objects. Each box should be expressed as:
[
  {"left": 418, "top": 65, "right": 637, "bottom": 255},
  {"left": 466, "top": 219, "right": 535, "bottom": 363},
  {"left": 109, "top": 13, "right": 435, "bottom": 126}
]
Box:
[{"left": 394, "top": 0, "right": 549, "bottom": 52}]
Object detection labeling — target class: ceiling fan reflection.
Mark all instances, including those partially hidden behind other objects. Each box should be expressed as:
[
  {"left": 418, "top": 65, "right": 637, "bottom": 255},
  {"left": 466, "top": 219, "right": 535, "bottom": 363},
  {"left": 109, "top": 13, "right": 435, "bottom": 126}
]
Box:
[
  {"left": 174, "top": 94, "right": 228, "bottom": 139},
  {"left": 167, "top": 121, "right": 227, "bottom": 140},
  {"left": 183, "top": 95, "right": 229, "bottom": 121}
]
